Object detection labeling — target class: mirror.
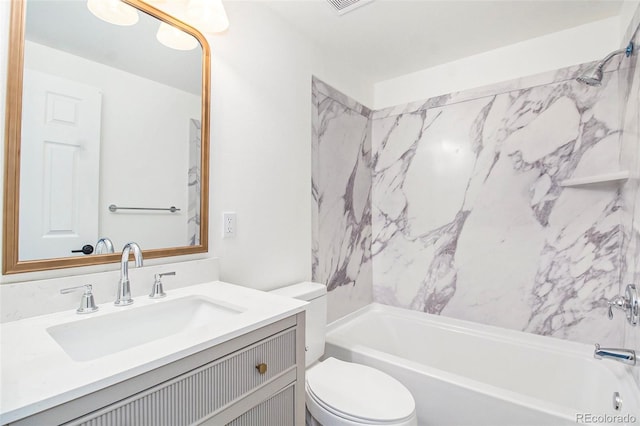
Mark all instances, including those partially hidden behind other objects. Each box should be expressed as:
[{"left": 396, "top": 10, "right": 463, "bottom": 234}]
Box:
[{"left": 3, "top": 0, "right": 211, "bottom": 274}]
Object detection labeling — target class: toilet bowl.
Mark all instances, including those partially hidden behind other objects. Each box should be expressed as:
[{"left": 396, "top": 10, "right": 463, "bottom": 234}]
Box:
[
  {"left": 306, "top": 357, "right": 417, "bottom": 426},
  {"left": 270, "top": 283, "right": 417, "bottom": 426}
]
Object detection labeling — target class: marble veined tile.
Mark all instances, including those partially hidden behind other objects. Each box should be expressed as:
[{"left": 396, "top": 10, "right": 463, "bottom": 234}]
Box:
[
  {"left": 313, "top": 77, "right": 371, "bottom": 118},
  {"left": 312, "top": 18, "right": 639, "bottom": 343},
  {"left": 372, "top": 60, "right": 628, "bottom": 121},
  {"left": 187, "top": 119, "right": 201, "bottom": 246},
  {"left": 620, "top": 16, "right": 640, "bottom": 387},
  {"left": 312, "top": 79, "right": 373, "bottom": 318},
  {"left": 372, "top": 70, "right": 624, "bottom": 345}
]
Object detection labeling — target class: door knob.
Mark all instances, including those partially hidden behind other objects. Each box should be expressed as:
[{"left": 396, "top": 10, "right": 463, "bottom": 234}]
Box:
[{"left": 71, "top": 244, "right": 94, "bottom": 255}]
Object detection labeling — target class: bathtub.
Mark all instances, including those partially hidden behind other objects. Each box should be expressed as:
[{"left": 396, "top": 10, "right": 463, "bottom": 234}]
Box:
[{"left": 324, "top": 303, "right": 640, "bottom": 426}]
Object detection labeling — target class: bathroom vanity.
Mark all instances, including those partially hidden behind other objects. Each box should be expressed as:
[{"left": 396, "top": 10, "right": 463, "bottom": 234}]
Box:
[{"left": 0, "top": 282, "right": 306, "bottom": 426}]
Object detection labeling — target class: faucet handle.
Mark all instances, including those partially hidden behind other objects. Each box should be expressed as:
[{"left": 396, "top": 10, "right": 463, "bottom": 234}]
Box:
[
  {"left": 150, "top": 271, "right": 175, "bottom": 299},
  {"left": 60, "top": 284, "right": 99, "bottom": 314},
  {"left": 608, "top": 296, "right": 627, "bottom": 320},
  {"left": 607, "top": 285, "right": 639, "bottom": 325},
  {"left": 156, "top": 271, "right": 176, "bottom": 279}
]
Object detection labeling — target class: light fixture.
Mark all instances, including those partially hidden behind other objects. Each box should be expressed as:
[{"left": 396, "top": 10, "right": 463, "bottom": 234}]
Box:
[
  {"left": 186, "top": 0, "right": 229, "bottom": 33},
  {"left": 156, "top": 22, "right": 199, "bottom": 51},
  {"left": 87, "top": 0, "right": 139, "bottom": 26}
]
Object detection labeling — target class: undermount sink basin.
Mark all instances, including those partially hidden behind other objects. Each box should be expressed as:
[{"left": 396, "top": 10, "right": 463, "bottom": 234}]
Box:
[{"left": 47, "top": 296, "right": 245, "bottom": 362}]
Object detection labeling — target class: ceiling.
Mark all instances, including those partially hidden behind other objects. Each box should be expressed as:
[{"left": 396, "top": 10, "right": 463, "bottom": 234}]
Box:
[
  {"left": 23, "top": 0, "right": 625, "bottom": 91},
  {"left": 261, "top": 0, "right": 624, "bottom": 83}
]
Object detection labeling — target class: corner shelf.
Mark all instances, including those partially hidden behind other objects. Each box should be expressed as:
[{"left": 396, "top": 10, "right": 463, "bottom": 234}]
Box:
[{"left": 560, "top": 171, "right": 630, "bottom": 188}]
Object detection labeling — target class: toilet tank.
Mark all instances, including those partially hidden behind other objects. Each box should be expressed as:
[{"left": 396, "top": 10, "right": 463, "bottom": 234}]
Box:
[{"left": 270, "top": 282, "right": 326, "bottom": 367}]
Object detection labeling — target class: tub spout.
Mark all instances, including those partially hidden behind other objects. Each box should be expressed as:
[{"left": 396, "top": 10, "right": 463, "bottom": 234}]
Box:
[{"left": 594, "top": 344, "right": 636, "bottom": 366}]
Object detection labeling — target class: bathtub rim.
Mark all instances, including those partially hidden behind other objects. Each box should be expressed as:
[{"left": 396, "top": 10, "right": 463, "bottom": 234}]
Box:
[
  {"left": 328, "top": 303, "right": 609, "bottom": 357},
  {"left": 325, "top": 303, "right": 640, "bottom": 421}
]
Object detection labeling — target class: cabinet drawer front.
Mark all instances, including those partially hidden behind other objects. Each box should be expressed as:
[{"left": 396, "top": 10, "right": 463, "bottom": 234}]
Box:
[
  {"left": 70, "top": 328, "right": 296, "bottom": 426},
  {"left": 226, "top": 384, "right": 295, "bottom": 426}
]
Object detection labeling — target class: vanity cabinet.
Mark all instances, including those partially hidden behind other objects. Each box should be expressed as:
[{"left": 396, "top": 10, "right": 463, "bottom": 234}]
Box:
[
  {"left": 218, "top": 384, "right": 296, "bottom": 426},
  {"left": 9, "top": 314, "right": 305, "bottom": 426}
]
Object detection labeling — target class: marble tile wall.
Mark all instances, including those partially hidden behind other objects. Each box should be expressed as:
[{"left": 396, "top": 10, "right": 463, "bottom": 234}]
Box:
[
  {"left": 313, "top": 52, "right": 635, "bottom": 345},
  {"left": 188, "top": 118, "right": 201, "bottom": 246},
  {"left": 311, "top": 77, "right": 374, "bottom": 322},
  {"left": 620, "top": 8, "right": 640, "bottom": 387},
  {"left": 371, "top": 66, "right": 625, "bottom": 345},
  {"left": 313, "top": 14, "right": 640, "bottom": 346}
]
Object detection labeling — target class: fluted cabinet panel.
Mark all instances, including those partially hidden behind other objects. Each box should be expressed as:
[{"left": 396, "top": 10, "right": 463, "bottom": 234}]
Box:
[
  {"left": 69, "top": 328, "right": 296, "bottom": 426},
  {"left": 226, "top": 385, "right": 295, "bottom": 426}
]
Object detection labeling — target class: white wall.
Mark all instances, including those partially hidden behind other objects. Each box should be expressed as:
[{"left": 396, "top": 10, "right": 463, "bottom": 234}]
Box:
[
  {"left": 621, "top": 0, "right": 640, "bottom": 40},
  {"left": 0, "top": 2, "right": 7, "bottom": 151},
  {"left": 0, "top": 1, "right": 371, "bottom": 288},
  {"left": 0, "top": 0, "right": 12, "bottom": 278},
  {"left": 24, "top": 41, "right": 199, "bottom": 252},
  {"left": 207, "top": 1, "right": 371, "bottom": 290},
  {"left": 373, "top": 17, "right": 622, "bottom": 109}
]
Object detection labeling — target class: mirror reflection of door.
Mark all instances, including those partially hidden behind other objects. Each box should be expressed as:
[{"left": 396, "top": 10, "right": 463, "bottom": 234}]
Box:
[
  {"left": 16, "top": 0, "right": 203, "bottom": 263},
  {"left": 19, "top": 69, "right": 102, "bottom": 260}
]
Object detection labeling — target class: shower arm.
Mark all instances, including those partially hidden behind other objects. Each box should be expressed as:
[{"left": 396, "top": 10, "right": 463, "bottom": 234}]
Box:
[
  {"left": 596, "top": 48, "right": 627, "bottom": 70},
  {"left": 595, "top": 42, "right": 634, "bottom": 71}
]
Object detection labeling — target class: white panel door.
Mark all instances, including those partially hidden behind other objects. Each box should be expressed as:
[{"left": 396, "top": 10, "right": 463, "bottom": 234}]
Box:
[{"left": 19, "top": 69, "right": 102, "bottom": 260}]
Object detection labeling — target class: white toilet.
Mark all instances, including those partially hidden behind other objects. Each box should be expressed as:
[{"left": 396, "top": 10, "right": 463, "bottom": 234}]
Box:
[{"left": 271, "top": 283, "right": 417, "bottom": 426}]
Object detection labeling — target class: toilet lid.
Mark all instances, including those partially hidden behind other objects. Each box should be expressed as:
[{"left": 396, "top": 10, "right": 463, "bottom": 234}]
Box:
[{"left": 306, "top": 357, "right": 415, "bottom": 423}]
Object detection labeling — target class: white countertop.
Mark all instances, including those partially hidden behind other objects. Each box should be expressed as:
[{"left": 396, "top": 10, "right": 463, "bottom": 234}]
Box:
[{"left": 0, "top": 281, "right": 305, "bottom": 424}]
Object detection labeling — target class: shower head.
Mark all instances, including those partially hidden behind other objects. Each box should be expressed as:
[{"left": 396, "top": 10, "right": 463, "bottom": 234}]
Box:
[
  {"left": 576, "top": 67, "right": 604, "bottom": 86},
  {"left": 576, "top": 42, "right": 634, "bottom": 86}
]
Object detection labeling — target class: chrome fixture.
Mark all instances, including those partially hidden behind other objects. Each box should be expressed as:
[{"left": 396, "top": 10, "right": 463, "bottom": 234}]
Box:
[
  {"left": 594, "top": 344, "right": 636, "bottom": 366},
  {"left": 108, "top": 204, "right": 181, "bottom": 213},
  {"left": 95, "top": 237, "right": 115, "bottom": 254},
  {"left": 613, "top": 392, "right": 622, "bottom": 411},
  {"left": 115, "top": 242, "right": 144, "bottom": 306},
  {"left": 607, "top": 284, "right": 639, "bottom": 325},
  {"left": 149, "top": 271, "right": 175, "bottom": 299},
  {"left": 60, "top": 284, "right": 99, "bottom": 314},
  {"left": 576, "top": 42, "right": 634, "bottom": 86}
]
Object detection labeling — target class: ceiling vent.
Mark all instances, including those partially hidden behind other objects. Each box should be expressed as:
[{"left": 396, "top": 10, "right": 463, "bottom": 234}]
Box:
[{"left": 326, "top": 0, "right": 375, "bottom": 15}]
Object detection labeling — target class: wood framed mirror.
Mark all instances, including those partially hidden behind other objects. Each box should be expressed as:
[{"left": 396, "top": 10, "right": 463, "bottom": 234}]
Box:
[{"left": 3, "top": 0, "right": 210, "bottom": 274}]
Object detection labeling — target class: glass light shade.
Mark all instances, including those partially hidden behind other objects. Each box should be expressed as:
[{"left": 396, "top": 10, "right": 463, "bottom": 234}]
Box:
[
  {"left": 156, "top": 22, "right": 199, "bottom": 51},
  {"left": 87, "top": 0, "right": 139, "bottom": 26},
  {"left": 186, "top": 0, "right": 229, "bottom": 33}
]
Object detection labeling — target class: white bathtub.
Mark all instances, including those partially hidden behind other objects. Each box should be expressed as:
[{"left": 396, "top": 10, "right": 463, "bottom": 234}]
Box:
[{"left": 324, "top": 303, "right": 640, "bottom": 426}]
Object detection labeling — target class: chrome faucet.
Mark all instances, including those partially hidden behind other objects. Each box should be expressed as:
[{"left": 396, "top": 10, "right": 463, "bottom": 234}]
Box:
[
  {"left": 594, "top": 344, "right": 636, "bottom": 366},
  {"left": 114, "top": 242, "right": 143, "bottom": 306},
  {"left": 95, "top": 237, "right": 115, "bottom": 254}
]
